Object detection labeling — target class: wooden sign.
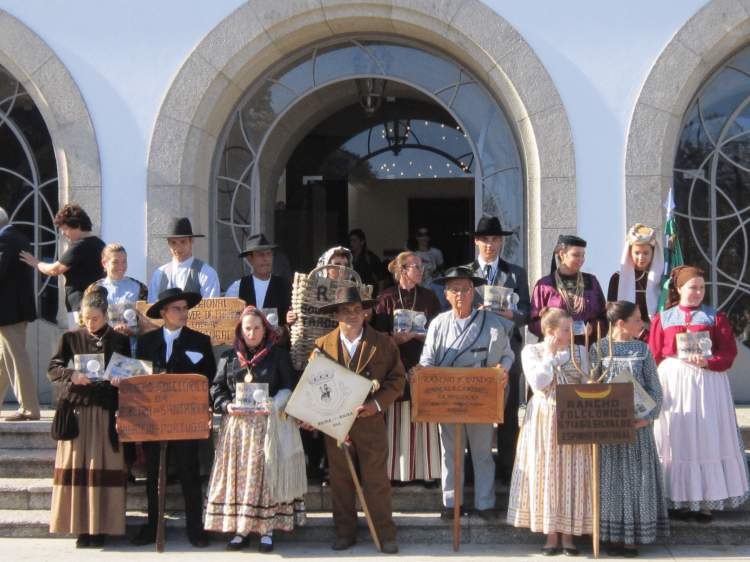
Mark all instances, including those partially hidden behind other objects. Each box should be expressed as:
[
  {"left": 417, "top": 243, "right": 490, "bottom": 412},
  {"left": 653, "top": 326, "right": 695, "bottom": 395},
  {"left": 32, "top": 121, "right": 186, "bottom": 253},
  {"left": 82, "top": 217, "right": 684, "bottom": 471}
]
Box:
[
  {"left": 411, "top": 367, "right": 505, "bottom": 425},
  {"left": 136, "top": 297, "right": 246, "bottom": 345},
  {"left": 117, "top": 374, "right": 210, "bottom": 442},
  {"left": 556, "top": 383, "right": 636, "bottom": 445}
]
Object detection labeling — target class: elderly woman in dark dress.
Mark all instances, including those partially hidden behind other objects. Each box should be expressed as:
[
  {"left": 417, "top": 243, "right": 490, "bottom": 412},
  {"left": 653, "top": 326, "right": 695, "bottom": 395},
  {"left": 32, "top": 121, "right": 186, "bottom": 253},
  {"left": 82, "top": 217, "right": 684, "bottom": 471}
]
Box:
[
  {"left": 374, "top": 251, "right": 442, "bottom": 486},
  {"left": 529, "top": 235, "right": 607, "bottom": 345},
  {"left": 204, "top": 306, "right": 306, "bottom": 553},
  {"left": 47, "top": 285, "right": 131, "bottom": 548}
]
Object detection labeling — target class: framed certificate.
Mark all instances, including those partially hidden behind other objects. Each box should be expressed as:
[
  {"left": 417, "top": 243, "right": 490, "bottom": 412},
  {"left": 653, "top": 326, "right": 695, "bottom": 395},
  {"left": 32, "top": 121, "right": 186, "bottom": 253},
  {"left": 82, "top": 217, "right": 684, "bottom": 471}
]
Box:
[
  {"left": 74, "top": 353, "right": 106, "bottom": 381},
  {"left": 103, "top": 352, "right": 153, "bottom": 380},
  {"left": 285, "top": 353, "right": 373, "bottom": 442},
  {"left": 676, "top": 331, "right": 713, "bottom": 359}
]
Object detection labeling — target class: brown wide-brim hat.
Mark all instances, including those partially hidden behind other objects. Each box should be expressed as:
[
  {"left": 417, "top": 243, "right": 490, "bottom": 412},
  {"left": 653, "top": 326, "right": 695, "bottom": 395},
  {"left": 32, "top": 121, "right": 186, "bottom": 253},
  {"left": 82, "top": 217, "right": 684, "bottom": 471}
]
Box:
[
  {"left": 472, "top": 216, "right": 513, "bottom": 237},
  {"left": 238, "top": 233, "right": 278, "bottom": 258},
  {"left": 318, "top": 285, "right": 377, "bottom": 314},
  {"left": 146, "top": 288, "right": 202, "bottom": 319},
  {"left": 159, "top": 217, "right": 205, "bottom": 239},
  {"left": 434, "top": 266, "right": 486, "bottom": 287}
]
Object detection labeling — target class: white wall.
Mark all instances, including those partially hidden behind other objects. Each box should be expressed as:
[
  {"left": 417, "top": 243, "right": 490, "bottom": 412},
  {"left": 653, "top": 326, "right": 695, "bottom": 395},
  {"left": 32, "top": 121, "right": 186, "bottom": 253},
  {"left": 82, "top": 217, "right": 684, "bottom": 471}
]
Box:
[{"left": 0, "top": 0, "right": 710, "bottom": 283}]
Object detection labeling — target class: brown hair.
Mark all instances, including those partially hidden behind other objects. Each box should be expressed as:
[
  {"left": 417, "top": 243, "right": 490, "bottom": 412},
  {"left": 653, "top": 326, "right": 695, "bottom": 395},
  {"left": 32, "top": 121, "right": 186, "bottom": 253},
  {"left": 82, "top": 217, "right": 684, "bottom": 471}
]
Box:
[
  {"left": 666, "top": 265, "right": 704, "bottom": 309},
  {"left": 387, "top": 251, "right": 419, "bottom": 282},
  {"left": 54, "top": 203, "right": 92, "bottom": 231},
  {"left": 102, "top": 243, "right": 126, "bottom": 260},
  {"left": 82, "top": 284, "right": 108, "bottom": 314},
  {"left": 540, "top": 307, "right": 571, "bottom": 335}
]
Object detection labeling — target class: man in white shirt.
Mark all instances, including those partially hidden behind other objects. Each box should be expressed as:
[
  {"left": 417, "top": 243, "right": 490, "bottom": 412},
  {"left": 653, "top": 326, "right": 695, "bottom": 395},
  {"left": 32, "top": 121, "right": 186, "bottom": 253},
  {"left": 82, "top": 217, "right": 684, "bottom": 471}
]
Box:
[
  {"left": 147, "top": 218, "right": 220, "bottom": 302},
  {"left": 224, "top": 233, "right": 291, "bottom": 327},
  {"left": 419, "top": 266, "right": 512, "bottom": 521}
]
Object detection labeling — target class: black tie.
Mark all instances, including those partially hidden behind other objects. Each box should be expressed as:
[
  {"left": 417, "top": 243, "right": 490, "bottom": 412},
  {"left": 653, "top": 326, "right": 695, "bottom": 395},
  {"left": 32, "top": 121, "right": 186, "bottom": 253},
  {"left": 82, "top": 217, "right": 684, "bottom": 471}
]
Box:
[{"left": 484, "top": 264, "right": 492, "bottom": 284}]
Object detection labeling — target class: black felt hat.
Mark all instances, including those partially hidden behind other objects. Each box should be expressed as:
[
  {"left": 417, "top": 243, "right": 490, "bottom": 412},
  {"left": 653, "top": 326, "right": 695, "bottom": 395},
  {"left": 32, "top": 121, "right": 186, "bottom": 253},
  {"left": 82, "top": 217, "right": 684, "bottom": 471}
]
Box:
[
  {"left": 160, "top": 217, "right": 205, "bottom": 238},
  {"left": 472, "top": 216, "right": 513, "bottom": 237},
  {"left": 238, "top": 233, "right": 278, "bottom": 258},
  {"left": 318, "top": 286, "right": 377, "bottom": 314},
  {"left": 146, "top": 288, "right": 202, "bottom": 319},
  {"left": 433, "top": 266, "right": 486, "bottom": 287}
]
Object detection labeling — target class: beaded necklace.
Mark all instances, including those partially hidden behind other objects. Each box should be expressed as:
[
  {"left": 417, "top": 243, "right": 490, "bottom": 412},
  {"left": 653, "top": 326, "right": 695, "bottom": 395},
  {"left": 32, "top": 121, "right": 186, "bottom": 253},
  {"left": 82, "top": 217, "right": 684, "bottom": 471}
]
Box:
[{"left": 554, "top": 270, "right": 585, "bottom": 314}]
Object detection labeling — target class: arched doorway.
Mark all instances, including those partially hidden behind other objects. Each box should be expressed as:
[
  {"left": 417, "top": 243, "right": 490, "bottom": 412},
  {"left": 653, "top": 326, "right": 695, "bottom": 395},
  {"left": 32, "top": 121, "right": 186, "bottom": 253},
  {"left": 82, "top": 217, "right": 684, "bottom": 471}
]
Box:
[{"left": 212, "top": 38, "right": 524, "bottom": 286}]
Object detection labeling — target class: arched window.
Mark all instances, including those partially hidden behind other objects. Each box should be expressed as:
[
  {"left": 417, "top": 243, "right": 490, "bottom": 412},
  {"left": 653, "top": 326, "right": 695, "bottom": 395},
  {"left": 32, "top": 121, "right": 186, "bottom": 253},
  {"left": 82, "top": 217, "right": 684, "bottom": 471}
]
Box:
[
  {"left": 0, "top": 64, "right": 59, "bottom": 321},
  {"left": 212, "top": 37, "right": 523, "bottom": 283}
]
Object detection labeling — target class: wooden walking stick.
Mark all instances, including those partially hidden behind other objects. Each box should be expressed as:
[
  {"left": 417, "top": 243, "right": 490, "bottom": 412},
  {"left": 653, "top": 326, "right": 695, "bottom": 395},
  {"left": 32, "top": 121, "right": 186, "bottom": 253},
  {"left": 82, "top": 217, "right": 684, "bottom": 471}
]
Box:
[{"left": 341, "top": 442, "right": 382, "bottom": 552}]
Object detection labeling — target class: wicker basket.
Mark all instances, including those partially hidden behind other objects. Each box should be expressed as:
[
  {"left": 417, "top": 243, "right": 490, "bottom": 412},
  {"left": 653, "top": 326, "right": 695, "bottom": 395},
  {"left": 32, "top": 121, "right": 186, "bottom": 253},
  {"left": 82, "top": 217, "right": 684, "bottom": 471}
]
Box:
[{"left": 289, "top": 265, "right": 371, "bottom": 370}]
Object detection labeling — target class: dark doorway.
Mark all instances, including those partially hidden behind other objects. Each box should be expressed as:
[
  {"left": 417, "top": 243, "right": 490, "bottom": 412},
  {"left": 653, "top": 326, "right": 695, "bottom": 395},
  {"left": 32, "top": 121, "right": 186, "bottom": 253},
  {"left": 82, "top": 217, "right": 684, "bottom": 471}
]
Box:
[{"left": 408, "top": 197, "right": 474, "bottom": 268}]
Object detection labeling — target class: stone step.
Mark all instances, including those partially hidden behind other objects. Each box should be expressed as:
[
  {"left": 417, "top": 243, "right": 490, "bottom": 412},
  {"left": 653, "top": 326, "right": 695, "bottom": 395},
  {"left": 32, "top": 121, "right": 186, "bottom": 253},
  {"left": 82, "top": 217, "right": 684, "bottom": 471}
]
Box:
[
  {"left": 2, "top": 508, "right": 750, "bottom": 545},
  {"left": 0, "top": 477, "right": 508, "bottom": 512},
  {"left": 0, "top": 418, "right": 57, "bottom": 449},
  {"left": 0, "top": 449, "right": 56, "bottom": 478}
]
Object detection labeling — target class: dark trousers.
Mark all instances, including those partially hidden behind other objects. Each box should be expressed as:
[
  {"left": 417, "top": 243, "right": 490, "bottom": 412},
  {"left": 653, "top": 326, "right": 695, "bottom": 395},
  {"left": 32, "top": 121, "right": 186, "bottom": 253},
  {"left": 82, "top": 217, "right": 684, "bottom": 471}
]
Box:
[
  {"left": 496, "top": 352, "right": 522, "bottom": 476},
  {"left": 324, "top": 414, "right": 396, "bottom": 542},
  {"left": 143, "top": 440, "right": 204, "bottom": 539}
]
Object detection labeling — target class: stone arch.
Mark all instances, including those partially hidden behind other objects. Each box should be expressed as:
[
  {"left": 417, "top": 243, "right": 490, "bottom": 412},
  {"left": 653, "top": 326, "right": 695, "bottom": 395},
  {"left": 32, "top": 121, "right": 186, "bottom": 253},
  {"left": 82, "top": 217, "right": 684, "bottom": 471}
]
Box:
[
  {"left": 625, "top": 0, "right": 750, "bottom": 229},
  {"left": 147, "top": 0, "right": 575, "bottom": 283},
  {"left": 0, "top": 10, "right": 102, "bottom": 229}
]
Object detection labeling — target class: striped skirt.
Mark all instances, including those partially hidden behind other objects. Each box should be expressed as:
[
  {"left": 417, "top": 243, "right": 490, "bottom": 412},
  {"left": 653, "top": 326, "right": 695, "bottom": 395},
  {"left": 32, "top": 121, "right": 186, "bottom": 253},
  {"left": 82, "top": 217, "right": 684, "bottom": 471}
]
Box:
[
  {"left": 204, "top": 415, "right": 306, "bottom": 536},
  {"left": 507, "top": 395, "right": 593, "bottom": 536},
  {"left": 49, "top": 405, "right": 126, "bottom": 536},
  {"left": 385, "top": 400, "right": 441, "bottom": 481}
]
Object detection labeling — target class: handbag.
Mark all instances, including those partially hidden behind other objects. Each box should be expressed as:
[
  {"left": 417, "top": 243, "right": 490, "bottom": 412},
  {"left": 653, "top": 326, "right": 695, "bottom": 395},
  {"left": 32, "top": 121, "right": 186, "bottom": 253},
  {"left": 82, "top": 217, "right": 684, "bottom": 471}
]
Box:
[{"left": 50, "top": 400, "right": 79, "bottom": 441}]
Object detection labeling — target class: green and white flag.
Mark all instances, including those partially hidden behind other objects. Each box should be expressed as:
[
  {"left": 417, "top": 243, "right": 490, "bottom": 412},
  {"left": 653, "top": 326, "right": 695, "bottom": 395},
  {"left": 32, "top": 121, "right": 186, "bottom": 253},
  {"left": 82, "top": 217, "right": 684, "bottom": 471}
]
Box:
[{"left": 657, "top": 188, "right": 684, "bottom": 311}]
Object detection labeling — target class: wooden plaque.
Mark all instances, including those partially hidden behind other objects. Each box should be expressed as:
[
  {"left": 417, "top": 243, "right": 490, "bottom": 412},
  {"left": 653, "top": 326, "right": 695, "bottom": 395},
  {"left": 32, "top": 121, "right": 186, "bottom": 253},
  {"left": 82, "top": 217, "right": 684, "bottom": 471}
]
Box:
[
  {"left": 136, "top": 297, "right": 246, "bottom": 346},
  {"left": 117, "top": 374, "right": 210, "bottom": 442},
  {"left": 556, "top": 383, "right": 636, "bottom": 445},
  {"left": 411, "top": 367, "right": 505, "bottom": 424}
]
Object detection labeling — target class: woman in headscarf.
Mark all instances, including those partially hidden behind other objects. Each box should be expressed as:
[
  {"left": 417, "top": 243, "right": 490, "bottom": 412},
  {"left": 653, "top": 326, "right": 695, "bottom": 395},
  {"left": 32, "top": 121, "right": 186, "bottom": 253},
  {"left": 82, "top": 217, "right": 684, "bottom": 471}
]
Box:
[
  {"left": 374, "top": 251, "right": 442, "bottom": 486},
  {"left": 47, "top": 285, "right": 131, "bottom": 548},
  {"left": 529, "top": 235, "right": 607, "bottom": 345},
  {"left": 649, "top": 265, "right": 749, "bottom": 523},
  {"left": 607, "top": 224, "right": 663, "bottom": 340},
  {"left": 204, "top": 307, "right": 306, "bottom": 552}
]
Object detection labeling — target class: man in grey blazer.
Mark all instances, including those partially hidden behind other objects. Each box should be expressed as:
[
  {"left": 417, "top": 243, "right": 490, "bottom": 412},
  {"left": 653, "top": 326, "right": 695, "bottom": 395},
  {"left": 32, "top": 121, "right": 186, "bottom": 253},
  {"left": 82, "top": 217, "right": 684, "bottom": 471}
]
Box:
[
  {"left": 418, "top": 266, "right": 512, "bottom": 520},
  {"left": 466, "top": 216, "right": 530, "bottom": 483}
]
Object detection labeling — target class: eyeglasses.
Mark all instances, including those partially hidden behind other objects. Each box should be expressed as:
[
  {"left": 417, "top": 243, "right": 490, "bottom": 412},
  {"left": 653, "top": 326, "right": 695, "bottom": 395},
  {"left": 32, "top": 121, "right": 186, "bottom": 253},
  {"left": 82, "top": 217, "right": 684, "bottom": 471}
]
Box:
[{"left": 445, "top": 287, "right": 473, "bottom": 295}]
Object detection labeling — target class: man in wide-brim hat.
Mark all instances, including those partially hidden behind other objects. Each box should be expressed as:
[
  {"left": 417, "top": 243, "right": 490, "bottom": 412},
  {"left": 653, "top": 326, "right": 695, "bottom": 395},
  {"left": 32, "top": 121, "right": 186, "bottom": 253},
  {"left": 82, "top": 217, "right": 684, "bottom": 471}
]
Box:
[
  {"left": 419, "top": 265, "right": 513, "bottom": 521},
  {"left": 300, "top": 284, "right": 405, "bottom": 554},
  {"left": 225, "top": 233, "right": 292, "bottom": 329},
  {"left": 465, "top": 215, "right": 530, "bottom": 484},
  {"left": 147, "top": 217, "right": 220, "bottom": 302},
  {"left": 132, "top": 287, "right": 216, "bottom": 548}
]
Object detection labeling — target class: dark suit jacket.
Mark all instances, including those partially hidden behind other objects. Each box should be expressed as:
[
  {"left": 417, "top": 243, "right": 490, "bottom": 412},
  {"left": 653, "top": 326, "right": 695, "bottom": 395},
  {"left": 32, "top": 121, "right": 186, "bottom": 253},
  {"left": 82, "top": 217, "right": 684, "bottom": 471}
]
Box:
[
  {"left": 0, "top": 225, "right": 36, "bottom": 326},
  {"left": 238, "top": 275, "right": 292, "bottom": 326},
  {"left": 136, "top": 326, "right": 216, "bottom": 382},
  {"left": 467, "top": 258, "right": 530, "bottom": 346},
  {"left": 314, "top": 325, "right": 406, "bottom": 410}
]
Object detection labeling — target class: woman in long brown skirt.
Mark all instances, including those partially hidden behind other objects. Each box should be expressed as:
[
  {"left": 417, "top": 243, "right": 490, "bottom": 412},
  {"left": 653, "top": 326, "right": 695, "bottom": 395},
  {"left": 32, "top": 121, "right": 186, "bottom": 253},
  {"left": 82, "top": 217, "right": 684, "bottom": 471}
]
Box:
[{"left": 48, "top": 285, "right": 131, "bottom": 547}]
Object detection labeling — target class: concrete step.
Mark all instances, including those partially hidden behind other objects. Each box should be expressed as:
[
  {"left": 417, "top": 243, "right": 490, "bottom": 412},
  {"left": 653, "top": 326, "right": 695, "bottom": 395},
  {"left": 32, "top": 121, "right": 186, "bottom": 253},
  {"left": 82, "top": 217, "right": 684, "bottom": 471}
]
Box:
[
  {"left": 0, "top": 418, "right": 57, "bottom": 449},
  {"left": 0, "top": 477, "right": 508, "bottom": 512},
  {"left": 2, "top": 508, "right": 750, "bottom": 545},
  {"left": 0, "top": 449, "right": 55, "bottom": 478}
]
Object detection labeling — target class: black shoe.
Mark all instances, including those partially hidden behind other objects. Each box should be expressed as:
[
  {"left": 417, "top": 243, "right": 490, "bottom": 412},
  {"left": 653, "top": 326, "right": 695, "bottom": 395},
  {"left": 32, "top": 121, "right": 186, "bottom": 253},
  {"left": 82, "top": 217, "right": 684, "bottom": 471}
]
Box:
[
  {"left": 391, "top": 480, "right": 409, "bottom": 488},
  {"left": 258, "top": 536, "right": 274, "bottom": 553},
  {"left": 541, "top": 546, "right": 561, "bottom": 556},
  {"left": 622, "top": 547, "right": 639, "bottom": 558},
  {"left": 88, "top": 534, "right": 106, "bottom": 547},
  {"left": 440, "top": 506, "right": 467, "bottom": 520},
  {"left": 226, "top": 534, "right": 250, "bottom": 551},
  {"left": 130, "top": 527, "right": 155, "bottom": 546},
  {"left": 668, "top": 508, "right": 691, "bottom": 521},
  {"left": 607, "top": 545, "right": 626, "bottom": 556},
  {"left": 189, "top": 532, "right": 210, "bottom": 548},
  {"left": 332, "top": 536, "right": 356, "bottom": 550},
  {"left": 381, "top": 540, "right": 399, "bottom": 554},
  {"left": 562, "top": 547, "right": 579, "bottom": 556},
  {"left": 75, "top": 534, "right": 91, "bottom": 548},
  {"left": 474, "top": 509, "right": 497, "bottom": 521},
  {"left": 694, "top": 511, "right": 713, "bottom": 524},
  {"left": 423, "top": 480, "right": 439, "bottom": 489}
]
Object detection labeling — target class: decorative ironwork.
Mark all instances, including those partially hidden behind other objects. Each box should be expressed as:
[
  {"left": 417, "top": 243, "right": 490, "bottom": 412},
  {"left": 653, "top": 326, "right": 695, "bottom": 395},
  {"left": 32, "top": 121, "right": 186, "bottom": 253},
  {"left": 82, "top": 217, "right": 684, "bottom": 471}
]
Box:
[
  {"left": 673, "top": 46, "right": 750, "bottom": 336},
  {"left": 213, "top": 38, "right": 523, "bottom": 283},
  {"left": 0, "top": 64, "right": 59, "bottom": 322}
]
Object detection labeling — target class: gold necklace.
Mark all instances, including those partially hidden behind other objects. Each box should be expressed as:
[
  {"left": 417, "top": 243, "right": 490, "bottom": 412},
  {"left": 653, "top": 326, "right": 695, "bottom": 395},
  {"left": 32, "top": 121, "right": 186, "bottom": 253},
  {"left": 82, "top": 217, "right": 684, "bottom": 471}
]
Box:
[{"left": 554, "top": 270, "right": 584, "bottom": 314}]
